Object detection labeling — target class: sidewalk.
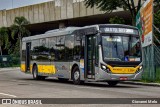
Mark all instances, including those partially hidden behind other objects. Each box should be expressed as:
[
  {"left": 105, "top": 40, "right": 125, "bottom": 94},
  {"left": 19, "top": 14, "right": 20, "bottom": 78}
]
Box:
[
  {"left": 0, "top": 67, "right": 20, "bottom": 71},
  {"left": 121, "top": 81, "right": 160, "bottom": 87}
]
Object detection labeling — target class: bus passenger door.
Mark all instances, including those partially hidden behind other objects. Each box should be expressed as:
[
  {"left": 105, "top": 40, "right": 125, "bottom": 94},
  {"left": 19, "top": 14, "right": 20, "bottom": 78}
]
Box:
[
  {"left": 85, "top": 35, "right": 96, "bottom": 79},
  {"left": 25, "top": 42, "right": 31, "bottom": 72}
]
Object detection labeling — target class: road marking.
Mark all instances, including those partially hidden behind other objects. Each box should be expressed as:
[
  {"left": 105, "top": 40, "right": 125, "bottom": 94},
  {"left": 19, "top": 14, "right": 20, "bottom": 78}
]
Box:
[{"left": 0, "top": 93, "right": 17, "bottom": 98}]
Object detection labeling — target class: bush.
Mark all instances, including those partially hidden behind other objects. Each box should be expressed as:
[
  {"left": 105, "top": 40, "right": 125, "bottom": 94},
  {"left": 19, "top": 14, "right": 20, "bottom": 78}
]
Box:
[{"left": 0, "top": 55, "right": 20, "bottom": 68}]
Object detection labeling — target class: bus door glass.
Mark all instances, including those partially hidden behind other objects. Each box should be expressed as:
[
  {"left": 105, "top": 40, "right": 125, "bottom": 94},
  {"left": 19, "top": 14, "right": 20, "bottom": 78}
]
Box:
[
  {"left": 25, "top": 42, "right": 31, "bottom": 72},
  {"left": 85, "top": 35, "right": 96, "bottom": 79}
]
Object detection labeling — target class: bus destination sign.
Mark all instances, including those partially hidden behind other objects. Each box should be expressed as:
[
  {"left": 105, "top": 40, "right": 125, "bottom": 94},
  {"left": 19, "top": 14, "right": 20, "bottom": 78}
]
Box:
[{"left": 100, "top": 28, "right": 138, "bottom": 35}]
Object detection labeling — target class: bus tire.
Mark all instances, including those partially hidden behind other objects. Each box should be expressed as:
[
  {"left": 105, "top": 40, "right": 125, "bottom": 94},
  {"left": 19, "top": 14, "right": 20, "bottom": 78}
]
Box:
[
  {"left": 32, "top": 65, "right": 41, "bottom": 80},
  {"left": 72, "top": 66, "right": 82, "bottom": 85},
  {"left": 107, "top": 81, "right": 119, "bottom": 86}
]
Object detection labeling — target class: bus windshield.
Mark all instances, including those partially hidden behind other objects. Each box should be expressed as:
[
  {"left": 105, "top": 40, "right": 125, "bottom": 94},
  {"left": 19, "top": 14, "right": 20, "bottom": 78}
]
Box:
[{"left": 102, "top": 34, "right": 141, "bottom": 62}]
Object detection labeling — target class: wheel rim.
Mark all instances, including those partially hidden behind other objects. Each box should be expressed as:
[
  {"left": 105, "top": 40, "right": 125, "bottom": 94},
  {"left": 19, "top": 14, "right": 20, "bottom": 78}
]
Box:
[{"left": 74, "top": 71, "right": 80, "bottom": 80}]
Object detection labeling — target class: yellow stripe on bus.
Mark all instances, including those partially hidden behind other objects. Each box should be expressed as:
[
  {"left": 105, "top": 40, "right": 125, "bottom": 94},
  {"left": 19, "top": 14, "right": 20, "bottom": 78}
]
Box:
[
  {"left": 107, "top": 65, "right": 140, "bottom": 74},
  {"left": 20, "top": 64, "right": 25, "bottom": 72},
  {"left": 20, "top": 64, "right": 56, "bottom": 74},
  {"left": 38, "top": 65, "right": 56, "bottom": 74}
]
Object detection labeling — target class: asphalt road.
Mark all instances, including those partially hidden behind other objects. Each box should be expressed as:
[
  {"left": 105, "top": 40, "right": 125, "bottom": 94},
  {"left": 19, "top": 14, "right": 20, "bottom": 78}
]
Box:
[{"left": 0, "top": 68, "right": 160, "bottom": 107}]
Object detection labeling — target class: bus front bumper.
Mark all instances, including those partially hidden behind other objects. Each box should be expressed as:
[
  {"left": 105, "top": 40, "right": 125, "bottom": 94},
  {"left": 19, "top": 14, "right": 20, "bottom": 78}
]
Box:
[{"left": 96, "top": 69, "right": 143, "bottom": 81}]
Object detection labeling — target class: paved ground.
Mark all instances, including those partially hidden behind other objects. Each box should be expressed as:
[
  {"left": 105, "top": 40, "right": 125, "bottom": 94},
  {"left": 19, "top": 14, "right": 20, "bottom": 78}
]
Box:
[{"left": 0, "top": 69, "right": 160, "bottom": 107}]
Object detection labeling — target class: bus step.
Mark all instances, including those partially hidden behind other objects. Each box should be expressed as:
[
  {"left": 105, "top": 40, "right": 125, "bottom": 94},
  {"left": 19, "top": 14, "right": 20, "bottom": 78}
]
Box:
[{"left": 87, "top": 75, "right": 95, "bottom": 79}]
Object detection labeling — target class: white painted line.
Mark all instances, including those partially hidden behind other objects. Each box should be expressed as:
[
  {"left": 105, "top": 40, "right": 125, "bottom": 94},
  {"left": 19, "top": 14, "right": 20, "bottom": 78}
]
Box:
[{"left": 0, "top": 93, "right": 17, "bottom": 98}]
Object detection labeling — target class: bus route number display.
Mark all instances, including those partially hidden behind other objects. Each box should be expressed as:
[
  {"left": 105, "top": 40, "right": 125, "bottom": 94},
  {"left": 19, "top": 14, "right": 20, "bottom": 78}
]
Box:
[{"left": 101, "top": 28, "right": 138, "bottom": 35}]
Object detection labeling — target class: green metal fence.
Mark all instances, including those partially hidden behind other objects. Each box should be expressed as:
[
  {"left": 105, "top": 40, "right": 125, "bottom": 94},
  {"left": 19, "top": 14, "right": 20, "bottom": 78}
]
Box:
[
  {"left": 0, "top": 55, "right": 20, "bottom": 68},
  {"left": 141, "top": 25, "right": 160, "bottom": 82},
  {"left": 142, "top": 45, "right": 160, "bottom": 82},
  {"left": 154, "top": 45, "right": 160, "bottom": 81}
]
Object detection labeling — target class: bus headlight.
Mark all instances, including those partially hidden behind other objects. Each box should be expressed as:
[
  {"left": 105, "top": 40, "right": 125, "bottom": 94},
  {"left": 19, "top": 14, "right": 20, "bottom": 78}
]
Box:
[
  {"left": 139, "top": 66, "right": 142, "bottom": 70},
  {"left": 101, "top": 64, "right": 111, "bottom": 73},
  {"left": 101, "top": 64, "right": 107, "bottom": 70},
  {"left": 136, "top": 65, "right": 143, "bottom": 73}
]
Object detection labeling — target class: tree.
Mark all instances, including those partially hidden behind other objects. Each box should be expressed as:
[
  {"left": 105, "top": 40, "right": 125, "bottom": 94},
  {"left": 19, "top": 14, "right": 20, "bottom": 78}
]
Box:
[
  {"left": 0, "top": 27, "right": 9, "bottom": 55},
  {"left": 85, "top": 0, "right": 160, "bottom": 25},
  {"left": 109, "top": 16, "right": 125, "bottom": 24},
  {"left": 10, "top": 16, "right": 30, "bottom": 57},
  {"left": 154, "top": 9, "right": 160, "bottom": 43},
  {"left": 154, "top": 10, "right": 160, "bottom": 28}
]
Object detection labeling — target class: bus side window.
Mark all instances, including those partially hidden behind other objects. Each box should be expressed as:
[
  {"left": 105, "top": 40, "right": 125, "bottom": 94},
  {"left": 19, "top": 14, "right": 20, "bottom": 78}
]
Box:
[
  {"left": 65, "top": 35, "right": 74, "bottom": 60},
  {"left": 39, "top": 38, "right": 49, "bottom": 61},
  {"left": 31, "top": 39, "right": 39, "bottom": 60},
  {"left": 56, "top": 36, "right": 65, "bottom": 61},
  {"left": 48, "top": 37, "right": 57, "bottom": 61},
  {"left": 74, "top": 35, "right": 81, "bottom": 60}
]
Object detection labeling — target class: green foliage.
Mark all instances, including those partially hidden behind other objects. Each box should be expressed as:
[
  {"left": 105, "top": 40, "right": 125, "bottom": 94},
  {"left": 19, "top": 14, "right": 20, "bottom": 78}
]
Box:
[
  {"left": 10, "top": 16, "right": 30, "bottom": 39},
  {"left": 0, "top": 16, "right": 30, "bottom": 56},
  {"left": 0, "top": 27, "right": 9, "bottom": 55},
  {"left": 10, "top": 16, "right": 30, "bottom": 56},
  {"left": 154, "top": 10, "right": 160, "bottom": 28},
  {"left": 154, "top": 10, "right": 160, "bottom": 43},
  {"left": 85, "top": 0, "right": 142, "bottom": 21},
  {"left": 109, "top": 16, "right": 125, "bottom": 24},
  {"left": 85, "top": 0, "right": 160, "bottom": 25},
  {"left": 85, "top": 0, "right": 123, "bottom": 13},
  {"left": 0, "top": 55, "right": 20, "bottom": 68},
  {"left": 8, "top": 39, "right": 20, "bottom": 56},
  {"left": 155, "top": 0, "right": 160, "bottom": 10},
  {"left": 0, "top": 27, "right": 9, "bottom": 49}
]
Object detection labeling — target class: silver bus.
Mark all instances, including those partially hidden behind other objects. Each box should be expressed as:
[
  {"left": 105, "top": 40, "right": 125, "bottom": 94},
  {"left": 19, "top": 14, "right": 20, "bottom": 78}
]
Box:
[{"left": 21, "top": 24, "right": 143, "bottom": 86}]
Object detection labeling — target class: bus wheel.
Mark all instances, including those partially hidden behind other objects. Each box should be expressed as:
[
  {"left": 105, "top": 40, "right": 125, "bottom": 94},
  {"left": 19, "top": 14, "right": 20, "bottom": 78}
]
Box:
[
  {"left": 32, "top": 65, "right": 40, "bottom": 80},
  {"left": 72, "top": 66, "right": 82, "bottom": 85},
  {"left": 107, "top": 81, "right": 119, "bottom": 86}
]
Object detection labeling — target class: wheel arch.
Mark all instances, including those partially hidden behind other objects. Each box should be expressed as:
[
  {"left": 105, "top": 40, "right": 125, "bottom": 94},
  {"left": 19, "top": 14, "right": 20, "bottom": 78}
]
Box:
[
  {"left": 71, "top": 64, "right": 79, "bottom": 80},
  {"left": 32, "top": 63, "right": 38, "bottom": 73}
]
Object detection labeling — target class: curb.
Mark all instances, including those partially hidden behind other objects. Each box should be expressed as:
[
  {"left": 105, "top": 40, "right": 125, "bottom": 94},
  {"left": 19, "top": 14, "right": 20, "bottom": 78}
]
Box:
[
  {"left": 121, "top": 81, "right": 160, "bottom": 87},
  {"left": 0, "top": 67, "right": 20, "bottom": 71}
]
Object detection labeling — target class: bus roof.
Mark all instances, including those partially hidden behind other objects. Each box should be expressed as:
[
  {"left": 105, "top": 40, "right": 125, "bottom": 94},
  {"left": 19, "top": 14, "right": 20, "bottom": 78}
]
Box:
[
  {"left": 22, "top": 24, "right": 137, "bottom": 42},
  {"left": 98, "top": 24, "right": 138, "bottom": 30},
  {"left": 22, "top": 27, "right": 82, "bottom": 42}
]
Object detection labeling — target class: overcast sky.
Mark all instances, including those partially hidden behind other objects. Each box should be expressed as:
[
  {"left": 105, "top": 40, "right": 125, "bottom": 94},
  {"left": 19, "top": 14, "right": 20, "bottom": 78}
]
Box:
[{"left": 0, "top": 0, "right": 53, "bottom": 10}]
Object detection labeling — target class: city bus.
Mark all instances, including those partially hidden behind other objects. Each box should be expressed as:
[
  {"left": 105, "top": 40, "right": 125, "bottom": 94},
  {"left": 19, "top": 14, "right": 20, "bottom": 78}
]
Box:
[{"left": 21, "top": 24, "right": 143, "bottom": 86}]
